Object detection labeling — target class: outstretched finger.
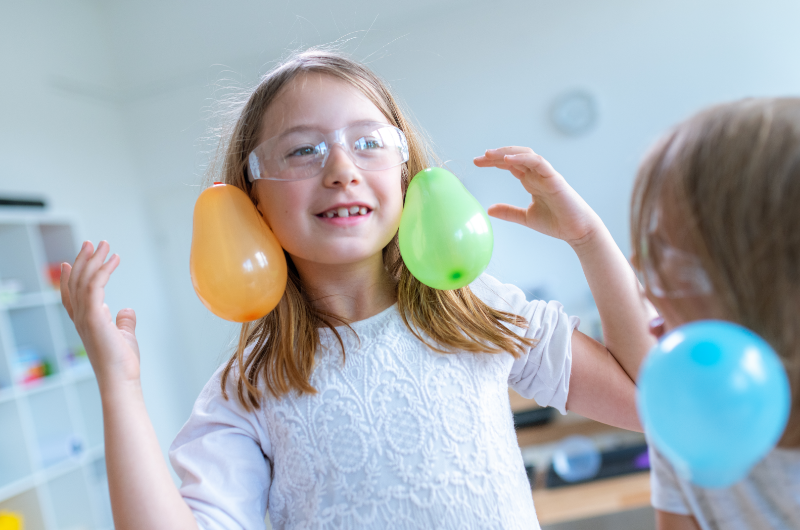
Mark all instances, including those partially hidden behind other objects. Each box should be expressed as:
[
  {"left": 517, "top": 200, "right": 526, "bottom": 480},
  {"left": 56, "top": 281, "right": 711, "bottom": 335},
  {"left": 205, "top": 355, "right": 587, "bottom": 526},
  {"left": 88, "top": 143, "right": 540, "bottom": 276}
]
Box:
[
  {"left": 474, "top": 160, "right": 527, "bottom": 181},
  {"left": 80, "top": 241, "right": 112, "bottom": 286},
  {"left": 60, "top": 263, "right": 74, "bottom": 320},
  {"left": 487, "top": 203, "right": 529, "bottom": 226},
  {"left": 485, "top": 146, "right": 535, "bottom": 158},
  {"left": 474, "top": 147, "right": 534, "bottom": 167},
  {"left": 503, "top": 153, "right": 559, "bottom": 178},
  {"left": 480, "top": 161, "right": 517, "bottom": 172},
  {"left": 78, "top": 252, "right": 119, "bottom": 322},
  {"left": 68, "top": 241, "right": 94, "bottom": 294},
  {"left": 88, "top": 253, "right": 121, "bottom": 297}
]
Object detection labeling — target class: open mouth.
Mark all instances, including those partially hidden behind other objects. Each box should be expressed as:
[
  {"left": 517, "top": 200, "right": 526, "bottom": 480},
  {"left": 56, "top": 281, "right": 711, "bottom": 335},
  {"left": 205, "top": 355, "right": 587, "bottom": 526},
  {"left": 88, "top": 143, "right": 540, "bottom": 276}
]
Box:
[{"left": 317, "top": 205, "right": 372, "bottom": 219}]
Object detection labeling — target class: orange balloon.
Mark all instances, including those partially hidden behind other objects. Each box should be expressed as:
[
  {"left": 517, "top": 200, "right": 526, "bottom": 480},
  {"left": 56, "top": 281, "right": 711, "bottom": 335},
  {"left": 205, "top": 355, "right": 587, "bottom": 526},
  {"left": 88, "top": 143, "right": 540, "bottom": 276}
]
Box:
[{"left": 190, "top": 183, "right": 287, "bottom": 322}]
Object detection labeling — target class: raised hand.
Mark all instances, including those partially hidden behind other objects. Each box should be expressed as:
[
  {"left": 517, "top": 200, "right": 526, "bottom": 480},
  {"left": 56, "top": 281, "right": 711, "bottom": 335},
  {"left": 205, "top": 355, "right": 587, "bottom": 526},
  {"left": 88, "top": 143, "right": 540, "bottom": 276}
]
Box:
[
  {"left": 474, "top": 146, "right": 602, "bottom": 248},
  {"left": 62, "top": 242, "right": 198, "bottom": 530},
  {"left": 61, "top": 241, "right": 141, "bottom": 389}
]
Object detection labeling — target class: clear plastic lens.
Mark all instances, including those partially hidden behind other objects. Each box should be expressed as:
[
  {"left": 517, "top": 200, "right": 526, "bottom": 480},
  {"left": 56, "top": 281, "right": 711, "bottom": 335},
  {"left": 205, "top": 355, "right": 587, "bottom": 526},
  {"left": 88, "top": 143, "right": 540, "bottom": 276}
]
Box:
[
  {"left": 354, "top": 136, "right": 383, "bottom": 152},
  {"left": 638, "top": 213, "right": 714, "bottom": 299},
  {"left": 643, "top": 246, "right": 713, "bottom": 299},
  {"left": 248, "top": 122, "right": 409, "bottom": 181},
  {"left": 283, "top": 143, "right": 326, "bottom": 168}
]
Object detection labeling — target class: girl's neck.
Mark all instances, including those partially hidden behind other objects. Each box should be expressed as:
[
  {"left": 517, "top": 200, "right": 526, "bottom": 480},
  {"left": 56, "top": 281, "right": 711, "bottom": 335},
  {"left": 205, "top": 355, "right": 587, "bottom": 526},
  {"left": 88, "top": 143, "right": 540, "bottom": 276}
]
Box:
[{"left": 291, "top": 253, "right": 397, "bottom": 324}]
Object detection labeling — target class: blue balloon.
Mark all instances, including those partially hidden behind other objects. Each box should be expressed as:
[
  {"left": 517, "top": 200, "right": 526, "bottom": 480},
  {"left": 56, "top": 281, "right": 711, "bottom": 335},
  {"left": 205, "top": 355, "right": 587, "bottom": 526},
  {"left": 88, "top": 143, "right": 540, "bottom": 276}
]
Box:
[{"left": 638, "top": 320, "right": 790, "bottom": 488}]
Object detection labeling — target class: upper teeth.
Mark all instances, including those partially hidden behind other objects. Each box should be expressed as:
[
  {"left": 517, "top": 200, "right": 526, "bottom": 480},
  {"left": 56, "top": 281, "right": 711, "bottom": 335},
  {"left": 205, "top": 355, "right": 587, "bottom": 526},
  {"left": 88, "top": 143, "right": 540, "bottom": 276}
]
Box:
[{"left": 324, "top": 206, "right": 369, "bottom": 218}]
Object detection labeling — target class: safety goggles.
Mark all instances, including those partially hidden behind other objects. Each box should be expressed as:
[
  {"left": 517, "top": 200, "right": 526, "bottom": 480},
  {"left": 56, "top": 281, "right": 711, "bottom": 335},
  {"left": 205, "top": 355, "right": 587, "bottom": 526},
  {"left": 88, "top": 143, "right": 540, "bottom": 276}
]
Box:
[
  {"left": 247, "top": 121, "right": 409, "bottom": 182},
  {"left": 636, "top": 209, "right": 713, "bottom": 299}
]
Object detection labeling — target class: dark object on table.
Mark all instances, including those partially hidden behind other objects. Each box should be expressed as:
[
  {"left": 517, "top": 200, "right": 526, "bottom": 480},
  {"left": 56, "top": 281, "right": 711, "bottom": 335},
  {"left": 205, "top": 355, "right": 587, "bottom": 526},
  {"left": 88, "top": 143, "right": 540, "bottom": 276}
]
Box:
[
  {"left": 0, "top": 196, "right": 46, "bottom": 208},
  {"left": 525, "top": 464, "right": 536, "bottom": 486},
  {"left": 513, "top": 407, "right": 555, "bottom": 429},
  {"left": 545, "top": 443, "right": 650, "bottom": 488}
]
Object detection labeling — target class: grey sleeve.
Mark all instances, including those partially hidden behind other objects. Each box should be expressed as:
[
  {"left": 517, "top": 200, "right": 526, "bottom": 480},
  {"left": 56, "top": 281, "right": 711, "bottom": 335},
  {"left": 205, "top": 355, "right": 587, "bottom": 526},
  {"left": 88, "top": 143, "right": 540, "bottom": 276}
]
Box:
[{"left": 649, "top": 444, "right": 692, "bottom": 516}]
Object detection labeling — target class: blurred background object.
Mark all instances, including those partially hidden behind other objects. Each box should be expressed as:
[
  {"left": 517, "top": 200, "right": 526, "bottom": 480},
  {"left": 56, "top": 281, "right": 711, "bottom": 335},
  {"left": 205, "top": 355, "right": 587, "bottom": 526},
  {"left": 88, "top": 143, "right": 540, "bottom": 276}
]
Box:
[
  {"left": 3, "top": 0, "right": 800, "bottom": 528},
  {"left": 0, "top": 511, "right": 24, "bottom": 530}
]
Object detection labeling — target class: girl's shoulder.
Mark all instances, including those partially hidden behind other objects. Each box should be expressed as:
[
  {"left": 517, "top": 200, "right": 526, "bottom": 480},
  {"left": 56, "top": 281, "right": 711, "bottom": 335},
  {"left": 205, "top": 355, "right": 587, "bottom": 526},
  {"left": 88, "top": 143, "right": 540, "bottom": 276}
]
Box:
[
  {"left": 469, "top": 273, "right": 538, "bottom": 314},
  {"left": 195, "top": 347, "right": 266, "bottom": 411}
]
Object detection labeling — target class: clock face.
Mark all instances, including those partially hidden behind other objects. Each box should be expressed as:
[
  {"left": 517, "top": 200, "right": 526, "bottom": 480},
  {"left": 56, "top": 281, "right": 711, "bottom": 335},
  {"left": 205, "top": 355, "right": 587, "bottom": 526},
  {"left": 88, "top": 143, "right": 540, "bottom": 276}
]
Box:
[{"left": 550, "top": 90, "right": 598, "bottom": 136}]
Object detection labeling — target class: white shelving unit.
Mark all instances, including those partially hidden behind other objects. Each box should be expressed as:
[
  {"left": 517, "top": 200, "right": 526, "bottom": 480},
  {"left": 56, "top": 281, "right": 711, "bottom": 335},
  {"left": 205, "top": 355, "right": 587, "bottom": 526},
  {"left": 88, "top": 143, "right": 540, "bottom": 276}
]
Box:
[{"left": 0, "top": 211, "right": 113, "bottom": 530}]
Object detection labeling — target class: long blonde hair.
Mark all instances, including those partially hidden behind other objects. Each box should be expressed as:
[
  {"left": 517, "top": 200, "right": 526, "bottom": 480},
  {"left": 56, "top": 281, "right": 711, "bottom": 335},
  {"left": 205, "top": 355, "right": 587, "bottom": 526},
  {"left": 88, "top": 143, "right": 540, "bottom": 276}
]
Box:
[
  {"left": 631, "top": 98, "right": 800, "bottom": 446},
  {"left": 211, "top": 49, "right": 534, "bottom": 409}
]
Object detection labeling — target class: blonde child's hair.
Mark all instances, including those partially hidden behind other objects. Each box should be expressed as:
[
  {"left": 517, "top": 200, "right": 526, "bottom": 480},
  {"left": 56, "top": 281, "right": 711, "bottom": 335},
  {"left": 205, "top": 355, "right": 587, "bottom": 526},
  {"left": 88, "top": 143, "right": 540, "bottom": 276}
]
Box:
[
  {"left": 631, "top": 98, "right": 800, "bottom": 446},
  {"left": 210, "top": 49, "right": 534, "bottom": 409}
]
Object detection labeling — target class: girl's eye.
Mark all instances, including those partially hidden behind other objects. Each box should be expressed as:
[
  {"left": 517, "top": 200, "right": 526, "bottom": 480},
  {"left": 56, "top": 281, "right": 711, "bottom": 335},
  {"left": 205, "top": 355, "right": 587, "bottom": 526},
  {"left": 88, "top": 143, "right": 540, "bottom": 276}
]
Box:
[
  {"left": 354, "top": 137, "right": 384, "bottom": 151},
  {"left": 287, "top": 145, "right": 318, "bottom": 157}
]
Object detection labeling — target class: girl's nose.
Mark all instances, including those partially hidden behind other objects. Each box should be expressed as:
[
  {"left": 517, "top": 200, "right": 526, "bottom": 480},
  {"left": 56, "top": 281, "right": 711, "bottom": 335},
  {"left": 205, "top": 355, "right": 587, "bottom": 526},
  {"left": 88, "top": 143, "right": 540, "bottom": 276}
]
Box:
[
  {"left": 321, "top": 145, "right": 361, "bottom": 188},
  {"left": 649, "top": 316, "right": 666, "bottom": 339}
]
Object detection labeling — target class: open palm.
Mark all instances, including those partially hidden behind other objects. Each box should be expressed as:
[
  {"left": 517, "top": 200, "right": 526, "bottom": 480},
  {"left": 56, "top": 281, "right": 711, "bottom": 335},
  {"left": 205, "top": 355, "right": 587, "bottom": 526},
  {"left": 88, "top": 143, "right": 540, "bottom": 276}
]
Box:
[{"left": 61, "top": 241, "right": 141, "bottom": 387}]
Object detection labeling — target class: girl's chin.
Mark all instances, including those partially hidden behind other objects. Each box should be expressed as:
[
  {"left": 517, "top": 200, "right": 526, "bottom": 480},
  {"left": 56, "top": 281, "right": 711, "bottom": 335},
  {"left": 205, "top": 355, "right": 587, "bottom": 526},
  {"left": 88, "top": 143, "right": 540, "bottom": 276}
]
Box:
[{"left": 288, "top": 247, "right": 387, "bottom": 268}]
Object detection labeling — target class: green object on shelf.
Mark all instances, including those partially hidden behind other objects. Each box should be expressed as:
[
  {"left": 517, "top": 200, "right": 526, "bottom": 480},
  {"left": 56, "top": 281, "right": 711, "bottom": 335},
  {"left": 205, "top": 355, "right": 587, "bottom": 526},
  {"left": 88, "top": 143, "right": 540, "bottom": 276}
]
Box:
[
  {"left": 42, "top": 359, "right": 53, "bottom": 377},
  {"left": 398, "top": 167, "right": 494, "bottom": 290}
]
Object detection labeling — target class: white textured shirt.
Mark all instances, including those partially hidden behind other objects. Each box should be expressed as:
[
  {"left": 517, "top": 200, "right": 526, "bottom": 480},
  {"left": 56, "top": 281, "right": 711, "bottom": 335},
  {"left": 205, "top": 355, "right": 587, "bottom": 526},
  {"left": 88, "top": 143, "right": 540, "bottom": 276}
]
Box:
[
  {"left": 169, "top": 274, "right": 579, "bottom": 529},
  {"left": 650, "top": 444, "right": 800, "bottom": 529}
]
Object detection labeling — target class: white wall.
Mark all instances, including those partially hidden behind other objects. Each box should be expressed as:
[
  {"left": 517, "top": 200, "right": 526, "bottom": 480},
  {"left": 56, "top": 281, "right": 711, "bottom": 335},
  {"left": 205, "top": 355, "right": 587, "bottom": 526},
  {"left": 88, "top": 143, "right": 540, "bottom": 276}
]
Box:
[
  {"left": 4, "top": 0, "right": 800, "bottom": 445},
  {"left": 112, "top": 0, "right": 800, "bottom": 397},
  {"left": 0, "top": 0, "right": 192, "bottom": 457}
]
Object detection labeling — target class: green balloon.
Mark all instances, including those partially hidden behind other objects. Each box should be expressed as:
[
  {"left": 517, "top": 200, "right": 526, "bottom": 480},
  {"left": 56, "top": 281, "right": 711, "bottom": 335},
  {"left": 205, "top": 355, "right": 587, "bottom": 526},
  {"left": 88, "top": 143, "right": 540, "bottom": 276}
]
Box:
[{"left": 399, "top": 167, "right": 494, "bottom": 290}]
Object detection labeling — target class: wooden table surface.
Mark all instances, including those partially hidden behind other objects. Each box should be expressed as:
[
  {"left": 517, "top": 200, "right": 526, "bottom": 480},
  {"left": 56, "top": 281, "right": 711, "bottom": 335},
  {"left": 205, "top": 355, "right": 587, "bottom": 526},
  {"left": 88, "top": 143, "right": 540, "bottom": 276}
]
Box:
[
  {"left": 532, "top": 472, "right": 651, "bottom": 525},
  {"left": 510, "top": 390, "right": 652, "bottom": 525}
]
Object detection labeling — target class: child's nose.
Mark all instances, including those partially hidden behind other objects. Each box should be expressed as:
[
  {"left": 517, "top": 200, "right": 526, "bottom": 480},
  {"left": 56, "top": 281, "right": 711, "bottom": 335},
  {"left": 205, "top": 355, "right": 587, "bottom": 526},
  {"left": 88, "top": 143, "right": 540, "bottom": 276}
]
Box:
[
  {"left": 649, "top": 316, "right": 666, "bottom": 339},
  {"left": 321, "top": 145, "right": 361, "bottom": 188}
]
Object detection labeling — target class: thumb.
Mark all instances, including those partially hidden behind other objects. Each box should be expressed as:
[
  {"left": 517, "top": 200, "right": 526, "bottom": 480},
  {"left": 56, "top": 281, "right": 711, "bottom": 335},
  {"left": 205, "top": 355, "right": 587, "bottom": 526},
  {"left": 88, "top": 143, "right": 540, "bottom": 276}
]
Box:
[
  {"left": 487, "top": 203, "right": 529, "bottom": 226},
  {"left": 115, "top": 308, "right": 137, "bottom": 335}
]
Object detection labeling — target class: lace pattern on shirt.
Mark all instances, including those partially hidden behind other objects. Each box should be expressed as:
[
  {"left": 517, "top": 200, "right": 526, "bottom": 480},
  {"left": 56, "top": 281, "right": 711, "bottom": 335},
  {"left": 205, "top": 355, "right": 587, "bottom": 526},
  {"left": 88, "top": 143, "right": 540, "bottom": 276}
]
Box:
[{"left": 262, "top": 305, "right": 537, "bottom": 530}]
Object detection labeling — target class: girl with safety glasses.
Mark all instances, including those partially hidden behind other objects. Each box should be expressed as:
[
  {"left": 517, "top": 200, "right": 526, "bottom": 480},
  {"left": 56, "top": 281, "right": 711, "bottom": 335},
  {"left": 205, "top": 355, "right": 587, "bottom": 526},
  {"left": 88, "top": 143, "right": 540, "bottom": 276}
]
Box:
[{"left": 60, "top": 49, "right": 652, "bottom": 530}]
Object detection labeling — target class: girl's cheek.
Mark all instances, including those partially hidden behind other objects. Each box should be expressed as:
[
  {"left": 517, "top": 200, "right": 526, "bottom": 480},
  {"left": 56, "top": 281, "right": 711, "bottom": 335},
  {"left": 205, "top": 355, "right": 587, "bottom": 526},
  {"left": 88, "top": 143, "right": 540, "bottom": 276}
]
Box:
[{"left": 255, "top": 184, "right": 294, "bottom": 231}]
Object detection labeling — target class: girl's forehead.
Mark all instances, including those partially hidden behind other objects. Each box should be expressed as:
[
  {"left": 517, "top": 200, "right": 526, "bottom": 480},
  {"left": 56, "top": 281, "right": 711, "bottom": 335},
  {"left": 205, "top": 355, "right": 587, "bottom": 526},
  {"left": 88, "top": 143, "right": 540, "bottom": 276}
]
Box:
[{"left": 259, "top": 73, "right": 388, "bottom": 140}]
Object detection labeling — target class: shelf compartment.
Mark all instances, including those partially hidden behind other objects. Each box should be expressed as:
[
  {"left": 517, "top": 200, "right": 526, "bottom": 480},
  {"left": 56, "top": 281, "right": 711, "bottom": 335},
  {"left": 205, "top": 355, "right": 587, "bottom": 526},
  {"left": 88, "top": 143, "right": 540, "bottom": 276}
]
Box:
[
  {"left": 37, "top": 224, "right": 77, "bottom": 292},
  {"left": 25, "top": 387, "right": 83, "bottom": 468},
  {"left": 54, "top": 305, "right": 88, "bottom": 372},
  {"left": 0, "top": 330, "right": 12, "bottom": 391},
  {"left": 45, "top": 469, "right": 96, "bottom": 530},
  {"left": 0, "top": 401, "right": 32, "bottom": 489},
  {"left": 0, "top": 488, "right": 46, "bottom": 530},
  {"left": 86, "top": 457, "right": 113, "bottom": 528},
  {"left": 0, "top": 224, "right": 43, "bottom": 296},
  {"left": 74, "top": 379, "right": 103, "bottom": 450},
  {"left": 8, "top": 306, "right": 59, "bottom": 384}
]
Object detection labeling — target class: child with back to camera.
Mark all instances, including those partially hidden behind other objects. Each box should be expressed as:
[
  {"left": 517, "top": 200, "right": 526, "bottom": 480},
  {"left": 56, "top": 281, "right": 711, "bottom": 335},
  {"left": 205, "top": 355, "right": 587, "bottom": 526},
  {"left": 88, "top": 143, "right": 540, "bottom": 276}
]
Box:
[
  {"left": 60, "top": 50, "right": 652, "bottom": 530},
  {"left": 631, "top": 98, "right": 800, "bottom": 530}
]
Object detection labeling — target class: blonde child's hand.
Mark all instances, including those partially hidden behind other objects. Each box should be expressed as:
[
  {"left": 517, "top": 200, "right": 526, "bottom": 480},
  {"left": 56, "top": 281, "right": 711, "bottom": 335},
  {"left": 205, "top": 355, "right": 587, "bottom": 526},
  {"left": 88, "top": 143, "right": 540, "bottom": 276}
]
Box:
[
  {"left": 61, "top": 241, "right": 141, "bottom": 390},
  {"left": 474, "top": 147, "right": 601, "bottom": 248}
]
